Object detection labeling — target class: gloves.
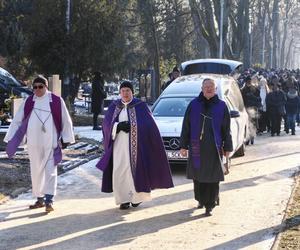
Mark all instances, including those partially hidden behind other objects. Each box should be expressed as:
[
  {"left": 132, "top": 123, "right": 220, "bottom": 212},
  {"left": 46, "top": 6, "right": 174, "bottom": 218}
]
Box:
[
  {"left": 117, "top": 121, "right": 130, "bottom": 133},
  {"left": 62, "top": 142, "right": 70, "bottom": 149},
  {"left": 60, "top": 138, "right": 70, "bottom": 149}
]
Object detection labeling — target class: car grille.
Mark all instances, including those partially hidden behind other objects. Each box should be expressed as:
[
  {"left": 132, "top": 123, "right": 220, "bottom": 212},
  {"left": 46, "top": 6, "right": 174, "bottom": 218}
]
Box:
[{"left": 163, "top": 137, "right": 181, "bottom": 150}]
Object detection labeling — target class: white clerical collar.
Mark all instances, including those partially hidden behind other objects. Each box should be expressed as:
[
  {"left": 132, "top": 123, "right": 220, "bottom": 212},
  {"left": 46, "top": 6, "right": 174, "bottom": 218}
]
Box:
[
  {"left": 33, "top": 90, "right": 50, "bottom": 100},
  {"left": 121, "top": 98, "right": 133, "bottom": 106}
]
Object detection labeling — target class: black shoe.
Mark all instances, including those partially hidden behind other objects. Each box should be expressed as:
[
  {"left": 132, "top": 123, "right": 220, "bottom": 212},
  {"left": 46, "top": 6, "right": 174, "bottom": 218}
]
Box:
[
  {"left": 93, "top": 126, "right": 101, "bottom": 130},
  {"left": 216, "top": 197, "right": 220, "bottom": 206},
  {"left": 271, "top": 133, "right": 275, "bottom": 137},
  {"left": 131, "top": 202, "right": 141, "bottom": 208},
  {"left": 292, "top": 132, "right": 296, "bottom": 135},
  {"left": 277, "top": 133, "right": 280, "bottom": 136},
  {"left": 45, "top": 204, "right": 54, "bottom": 213},
  {"left": 197, "top": 202, "right": 204, "bottom": 209},
  {"left": 205, "top": 208, "right": 212, "bottom": 216},
  {"left": 29, "top": 200, "right": 45, "bottom": 209},
  {"left": 119, "top": 203, "right": 130, "bottom": 210}
]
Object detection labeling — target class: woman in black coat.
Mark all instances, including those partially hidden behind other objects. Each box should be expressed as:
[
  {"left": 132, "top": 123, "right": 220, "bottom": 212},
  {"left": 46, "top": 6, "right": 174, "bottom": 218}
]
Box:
[{"left": 91, "top": 72, "right": 107, "bottom": 130}]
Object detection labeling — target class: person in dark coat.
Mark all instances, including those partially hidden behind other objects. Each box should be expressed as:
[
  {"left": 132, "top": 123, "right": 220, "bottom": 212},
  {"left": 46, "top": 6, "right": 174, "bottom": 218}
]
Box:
[
  {"left": 266, "top": 83, "right": 287, "bottom": 136},
  {"left": 241, "top": 76, "right": 262, "bottom": 144},
  {"left": 161, "top": 66, "right": 180, "bottom": 91},
  {"left": 285, "top": 88, "right": 300, "bottom": 135},
  {"left": 91, "top": 71, "right": 107, "bottom": 130},
  {"left": 180, "top": 78, "right": 233, "bottom": 216}
]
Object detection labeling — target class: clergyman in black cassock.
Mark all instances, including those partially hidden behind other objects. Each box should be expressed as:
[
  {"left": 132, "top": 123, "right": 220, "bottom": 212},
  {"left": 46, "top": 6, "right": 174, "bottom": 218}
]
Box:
[{"left": 180, "top": 78, "right": 233, "bottom": 216}]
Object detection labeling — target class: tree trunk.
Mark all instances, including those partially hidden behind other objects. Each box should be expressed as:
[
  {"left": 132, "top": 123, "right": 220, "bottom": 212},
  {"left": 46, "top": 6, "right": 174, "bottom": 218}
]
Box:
[
  {"left": 280, "top": 0, "right": 291, "bottom": 67},
  {"left": 284, "top": 38, "right": 293, "bottom": 68},
  {"left": 149, "top": 0, "right": 160, "bottom": 100},
  {"left": 272, "top": 0, "right": 279, "bottom": 68},
  {"left": 189, "top": 0, "right": 209, "bottom": 58},
  {"left": 242, "top": 0, "right": 250, "bottom": 68}
]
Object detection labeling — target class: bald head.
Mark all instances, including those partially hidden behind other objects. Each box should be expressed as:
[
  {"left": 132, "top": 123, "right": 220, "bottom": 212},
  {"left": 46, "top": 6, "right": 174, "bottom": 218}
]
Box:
[{"left": 202, "top": 78, "right": 217, "bottom": 99}]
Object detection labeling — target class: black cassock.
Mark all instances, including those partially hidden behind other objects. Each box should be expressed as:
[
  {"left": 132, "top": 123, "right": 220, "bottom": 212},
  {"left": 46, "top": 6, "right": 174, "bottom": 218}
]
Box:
[{"left": 180, "top": 94, "right": 232, "bottom": 209}]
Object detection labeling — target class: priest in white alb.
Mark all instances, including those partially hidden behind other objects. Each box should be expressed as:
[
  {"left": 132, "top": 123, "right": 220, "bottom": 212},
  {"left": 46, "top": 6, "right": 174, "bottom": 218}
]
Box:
[
  {"left": 96, "top": 81, "right": 173, "bottom": 210},
  {"left": 4, "top": 75, "right": 75, "bottom": 213}
]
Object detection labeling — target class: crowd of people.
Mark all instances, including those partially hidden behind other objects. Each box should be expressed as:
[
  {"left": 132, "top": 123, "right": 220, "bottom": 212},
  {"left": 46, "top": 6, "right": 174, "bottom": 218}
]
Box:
[{"left": 239, "top": 68, "right": 300, "bottom": 144}]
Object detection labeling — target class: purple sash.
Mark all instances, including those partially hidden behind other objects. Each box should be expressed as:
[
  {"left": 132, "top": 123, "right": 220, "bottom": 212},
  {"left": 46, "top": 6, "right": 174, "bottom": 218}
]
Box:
[
  {"left": 6, "top": 93, "right": 62, "bottom": 165},
  {"left": 189, "top": 98, "right": 225, "bottom": 168}
]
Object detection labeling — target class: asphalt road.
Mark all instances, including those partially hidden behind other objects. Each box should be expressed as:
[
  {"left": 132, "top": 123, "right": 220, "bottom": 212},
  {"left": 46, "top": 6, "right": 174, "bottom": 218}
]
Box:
[{"left": 0, "top": 130, "right": 299, "bottom": 250}]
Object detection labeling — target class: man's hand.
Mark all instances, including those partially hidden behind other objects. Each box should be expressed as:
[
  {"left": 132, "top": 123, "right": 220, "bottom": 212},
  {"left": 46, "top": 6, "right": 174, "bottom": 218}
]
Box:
[
  {"left": 223, "top": 152, "right": 230, "bottom": 175},
  {"left": 180, "top": 148, "right": 188, "bottom": 157},
  {"left": 223, "top": 162, "right": 229, "bottom": 175},
  {"left": 224, "top": 151, "right": 230, "bottom": 157}
]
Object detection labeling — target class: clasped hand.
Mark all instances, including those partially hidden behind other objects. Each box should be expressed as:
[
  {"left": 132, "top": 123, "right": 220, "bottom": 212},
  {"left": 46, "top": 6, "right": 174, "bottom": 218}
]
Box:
[
  {"left": 60, "top": 138, "right": 70, "bottom": 149},
  {"left": 117, "top": 121, "right": 130, "bottom": 133}
]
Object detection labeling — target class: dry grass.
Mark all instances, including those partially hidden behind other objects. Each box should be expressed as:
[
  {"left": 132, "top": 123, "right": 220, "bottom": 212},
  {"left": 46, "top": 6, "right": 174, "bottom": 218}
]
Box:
[{"left": 277, "top": 173, "right": 300, "bottom": 249}]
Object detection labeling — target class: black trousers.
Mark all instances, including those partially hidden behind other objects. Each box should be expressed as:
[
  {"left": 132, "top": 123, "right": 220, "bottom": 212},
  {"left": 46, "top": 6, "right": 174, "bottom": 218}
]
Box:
[
  {"left": 270, "top": 113, "right": 282, "bottom": 135},
  {"left": 193, "top": 180, "right": 219, "bottom": 209},
  {"left": 258, "top": 111, "right": 269, "bottom": 132},
  {"left": 93, "top": 112, "right": 99, "bottom": 128}
]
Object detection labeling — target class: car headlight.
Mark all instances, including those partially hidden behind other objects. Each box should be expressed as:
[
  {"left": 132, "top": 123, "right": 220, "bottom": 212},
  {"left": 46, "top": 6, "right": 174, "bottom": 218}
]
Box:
[{"left": 20, "top": 92, "right": 29, "bottom": 98}]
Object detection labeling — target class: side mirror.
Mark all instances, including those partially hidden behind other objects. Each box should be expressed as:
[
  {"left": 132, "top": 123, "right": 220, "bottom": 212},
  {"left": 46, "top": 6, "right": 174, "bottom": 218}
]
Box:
[{"left": 230, "top": 110, "right": 240, "bottom": 118}]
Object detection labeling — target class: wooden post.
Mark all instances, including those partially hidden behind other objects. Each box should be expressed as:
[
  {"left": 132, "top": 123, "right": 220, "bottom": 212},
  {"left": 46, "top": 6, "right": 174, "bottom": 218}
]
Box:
[
  {"left": 12, "top": 98, "right": 23, "bottom": 118},
  {"left": 48, "top": 74, "right": 62, "bottom": 96}
]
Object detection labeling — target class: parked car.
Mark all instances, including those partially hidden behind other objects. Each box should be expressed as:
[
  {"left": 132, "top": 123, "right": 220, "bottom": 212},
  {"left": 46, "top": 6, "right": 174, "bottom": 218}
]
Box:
[
  {"left": 80, "top": 82, "right": 92, "bottom": 95},
  {"left": 0, "top": 67, "right": 32, "bottom": 99},
  {"left": 152, "top": 72, "right": 248, "bottom": 164}
]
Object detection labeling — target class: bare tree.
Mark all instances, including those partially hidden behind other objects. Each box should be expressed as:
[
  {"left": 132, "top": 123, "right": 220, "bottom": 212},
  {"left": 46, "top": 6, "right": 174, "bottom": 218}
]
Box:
[{"left": 272, "top": 0, "right": 279, "bottom": 68}]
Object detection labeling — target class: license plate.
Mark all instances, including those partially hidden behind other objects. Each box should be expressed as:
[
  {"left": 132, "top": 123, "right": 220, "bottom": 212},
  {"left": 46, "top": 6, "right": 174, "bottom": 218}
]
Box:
[{"left": 166, "top": 150, "right": 187, "bottom": 159}]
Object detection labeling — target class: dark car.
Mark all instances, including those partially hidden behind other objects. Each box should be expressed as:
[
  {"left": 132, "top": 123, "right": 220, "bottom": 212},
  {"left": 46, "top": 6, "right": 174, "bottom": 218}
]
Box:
[{"left": 0, "top": 67, "right": 32, "bottom": 100}]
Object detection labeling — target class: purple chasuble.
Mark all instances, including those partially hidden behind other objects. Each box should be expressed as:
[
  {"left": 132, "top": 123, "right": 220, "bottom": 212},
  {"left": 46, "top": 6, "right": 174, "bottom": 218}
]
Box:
[
  {"left": 189, "top": 97, "right": 225, "bottom": 169},
  {"left": 6, "top": 93, "right": 62, "bottom": 165},
  {"left": 96, "top": 98, "right": 174, "bottom": 193}
]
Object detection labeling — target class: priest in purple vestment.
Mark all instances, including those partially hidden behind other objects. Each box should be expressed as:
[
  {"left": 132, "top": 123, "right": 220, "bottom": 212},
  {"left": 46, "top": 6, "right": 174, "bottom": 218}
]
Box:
[
  {"left": 96, "top": 81, "right": 173, "bottom": 210},
  {"left": 4, "top": 75, "right": 75, "bottom": 213},
  {"left": 180, "top": 78, "right": 233, "bottom": 216}
]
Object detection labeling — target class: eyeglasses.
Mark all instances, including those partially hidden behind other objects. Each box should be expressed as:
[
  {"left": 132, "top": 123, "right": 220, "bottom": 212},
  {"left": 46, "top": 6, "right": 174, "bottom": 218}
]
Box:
[{"left": 33, "top": 85, "right": 44, "bottom": 89}]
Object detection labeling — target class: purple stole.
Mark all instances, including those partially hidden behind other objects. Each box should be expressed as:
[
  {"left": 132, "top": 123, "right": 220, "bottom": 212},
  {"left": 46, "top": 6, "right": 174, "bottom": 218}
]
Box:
[
  {"left": 189, "top": 98, "right": 225, "bottom": 169},
  {"left": 6, "top": 93, "right": 62, "bottom": 165}
]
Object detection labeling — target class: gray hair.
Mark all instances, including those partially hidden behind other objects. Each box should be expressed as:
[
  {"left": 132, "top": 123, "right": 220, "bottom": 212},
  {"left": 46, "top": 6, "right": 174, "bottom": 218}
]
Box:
[{"left": 202, "top": 78, "right": 216, "bottom": 86}]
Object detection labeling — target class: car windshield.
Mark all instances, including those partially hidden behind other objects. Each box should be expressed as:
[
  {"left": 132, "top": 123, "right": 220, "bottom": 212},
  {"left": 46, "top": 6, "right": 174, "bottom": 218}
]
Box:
[
  {"left": 152, "top": 97, "right": 193, "bottom": 117},
  {"left": 183, "top": 63, "right": 231, "bottom": 75},
  {"left": 6, "top": 76, "right": 21, "bottom": 86},
  {"left": 0, "top": 71, "right": 22, "bottom": 87}
]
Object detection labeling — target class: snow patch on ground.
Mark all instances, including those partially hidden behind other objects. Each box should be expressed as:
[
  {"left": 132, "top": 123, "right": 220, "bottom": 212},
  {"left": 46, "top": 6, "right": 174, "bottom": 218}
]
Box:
[{"left": 74, "top": 126, "right": 103, "bottom": 142}]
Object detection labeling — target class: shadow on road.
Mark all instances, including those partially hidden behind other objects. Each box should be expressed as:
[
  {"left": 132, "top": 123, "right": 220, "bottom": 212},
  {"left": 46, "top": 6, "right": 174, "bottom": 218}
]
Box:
[
  {"left": 204, "top": 215, "right": 300, "bottom": 250},
  {"left": 0, "top": 207, "right": 205, "bottom": 249}
]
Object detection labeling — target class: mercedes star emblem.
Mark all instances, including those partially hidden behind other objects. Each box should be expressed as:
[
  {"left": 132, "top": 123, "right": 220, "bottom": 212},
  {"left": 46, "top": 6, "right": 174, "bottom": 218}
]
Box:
[{"left": 169, "top": 138, "right": 180, "bottom": 150}]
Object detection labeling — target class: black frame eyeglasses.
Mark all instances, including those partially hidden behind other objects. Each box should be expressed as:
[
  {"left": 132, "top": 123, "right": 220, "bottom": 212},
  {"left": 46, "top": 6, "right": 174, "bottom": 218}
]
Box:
[{"left": 33, "top": 85, "right": 44, "bottom": 90}]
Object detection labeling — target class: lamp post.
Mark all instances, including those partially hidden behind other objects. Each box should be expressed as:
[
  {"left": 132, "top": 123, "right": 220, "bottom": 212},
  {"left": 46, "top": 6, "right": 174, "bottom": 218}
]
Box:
[{"left": 219, "top": 0, "right": 224, "bottom": 59}]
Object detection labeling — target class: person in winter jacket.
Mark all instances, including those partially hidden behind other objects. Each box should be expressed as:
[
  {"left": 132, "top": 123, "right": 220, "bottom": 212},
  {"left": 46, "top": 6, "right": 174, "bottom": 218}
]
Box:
[
  {"left": 285, "top": 88, "right": 300, "bottom": 135},
  {"left": 266, "top": 83, "right": 287, "bottom": 136}
]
